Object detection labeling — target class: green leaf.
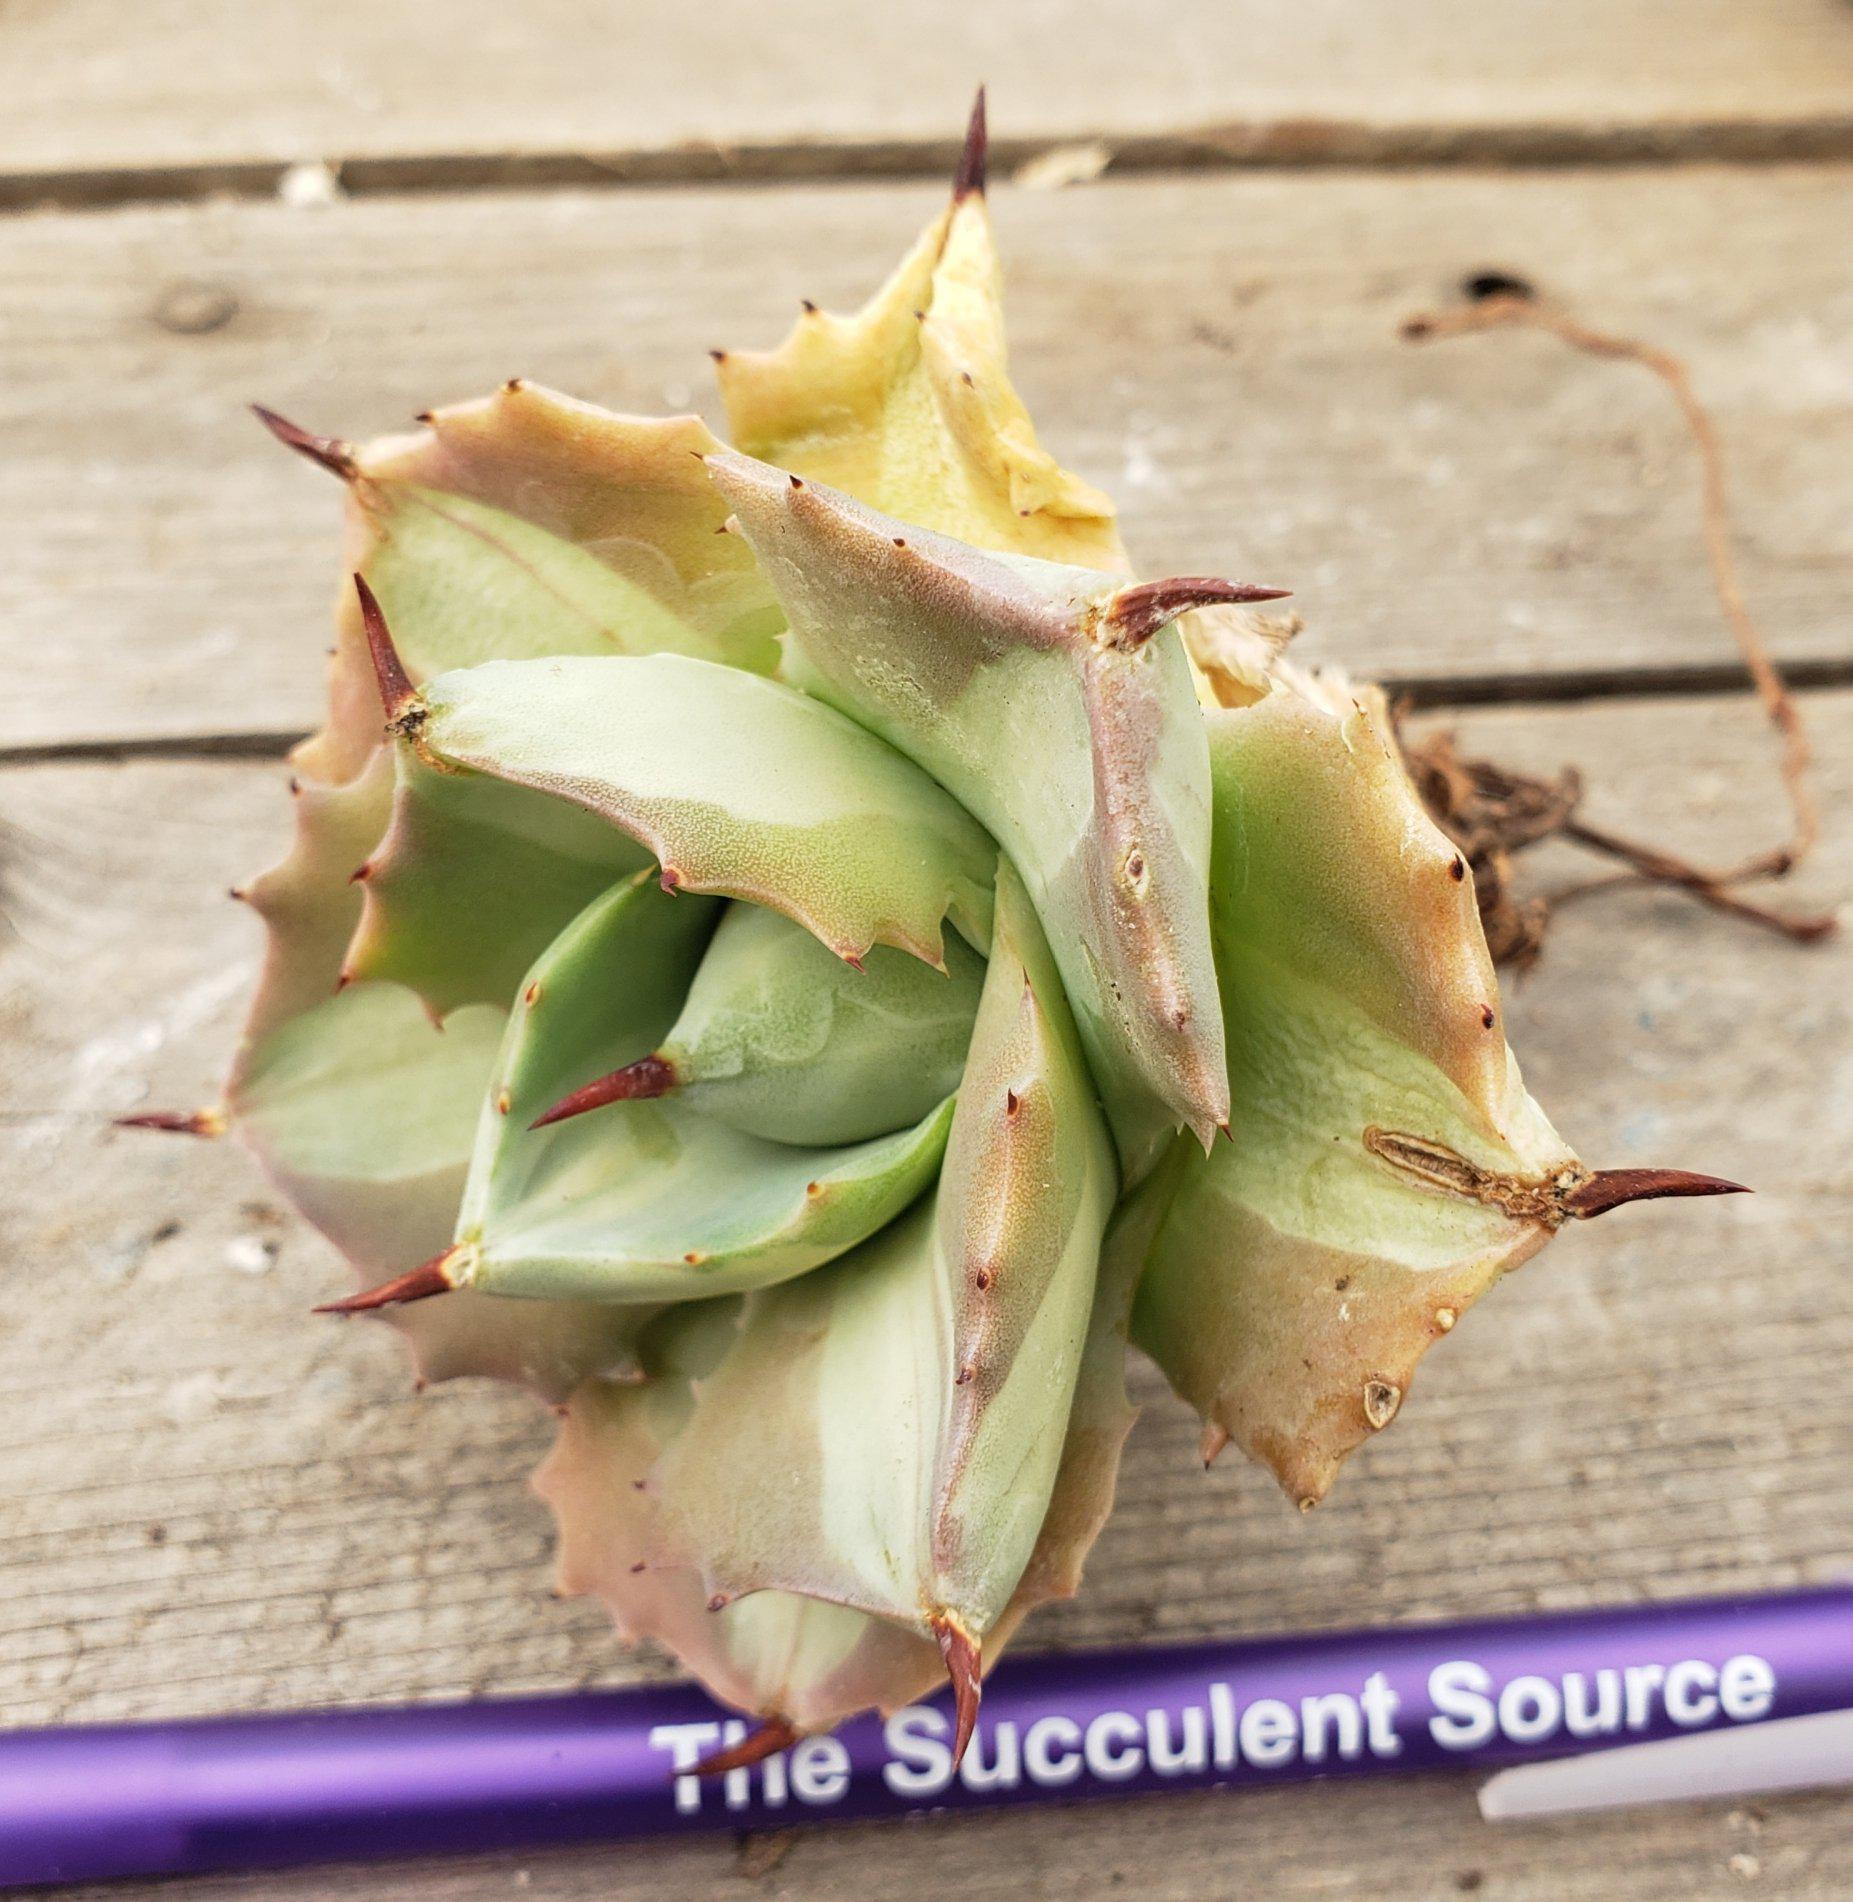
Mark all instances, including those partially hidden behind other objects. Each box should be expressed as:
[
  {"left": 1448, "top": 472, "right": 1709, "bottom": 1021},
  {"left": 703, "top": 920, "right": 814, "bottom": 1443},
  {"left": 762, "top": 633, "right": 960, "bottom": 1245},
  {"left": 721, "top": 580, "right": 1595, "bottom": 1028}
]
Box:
[
  {"left": 652, "top": 859, "right": 1116, "bottom": 1646},
  {"left": 535, "top": 1301, "right": 946, "bottom": 1732},
  {"left": 453, "top": 873, "right": 955, "bottom": 1302},
  {"left": 408, "top": 651, "right": 998, "bottom": 967},
  {"left": 290, "top": 388, "right": 781, "bottom": 785},
  {"left": 532, "top": 1090, "right": 1139, "bottom": 1732},
  {"left": 647, "top": 900, "right": 986, "bottom": 1146},
  {"left": 229, "top": 978, "right": 648, "bottom": 1399},
  {"left": 1131, "top": 684, "right": 1577, "bottom": 1506},
  {"left": 709, "top": 452, "right": 1234, "bottom": 1171},
  {"left": 230, "top": 979, "right": 507, "bottom": 1267},
  {"left": 343, "top": 740, "right": 652, "bottom": 1016}
]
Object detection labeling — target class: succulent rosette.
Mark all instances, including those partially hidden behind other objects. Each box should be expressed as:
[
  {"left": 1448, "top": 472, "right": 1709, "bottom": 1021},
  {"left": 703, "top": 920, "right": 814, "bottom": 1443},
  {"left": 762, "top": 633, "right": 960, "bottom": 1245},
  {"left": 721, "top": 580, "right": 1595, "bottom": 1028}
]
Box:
[{"left": 137, "top": 97, "right": 1739, "bottom": 1762}]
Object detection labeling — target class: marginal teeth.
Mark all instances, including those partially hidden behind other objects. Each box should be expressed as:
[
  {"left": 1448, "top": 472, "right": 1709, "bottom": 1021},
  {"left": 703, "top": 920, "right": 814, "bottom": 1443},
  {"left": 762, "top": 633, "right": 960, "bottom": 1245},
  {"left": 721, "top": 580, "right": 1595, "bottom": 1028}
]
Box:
[
  {"left": 1363, "top": 1381, "right": 1402, "bottom": 1431},
  {"left": 312, "top": 1246, "right": 465, "bottom": 1315}
]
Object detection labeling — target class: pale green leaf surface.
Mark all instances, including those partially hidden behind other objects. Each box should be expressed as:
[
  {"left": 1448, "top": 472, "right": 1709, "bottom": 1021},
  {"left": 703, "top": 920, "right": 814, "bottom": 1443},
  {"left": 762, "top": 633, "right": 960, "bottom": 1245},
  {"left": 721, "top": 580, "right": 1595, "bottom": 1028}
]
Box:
[
  {"left": 229, "top": 977, "right": 647, "bottom": 1399},
  {"left": 1132, "top": 685, "right": 1577, "bottom": 1505},
  {"left": 411, "top": 652, "right": 998, "bottom": 966},
  {"left": 455, "top": 874, "right": 954, "bottom": 1303},
  {"left": 654, "top": 859, "right": 1115, "bottom": 1642},
  {"left": 533, "top": 1102, "right": 1138, "bottom": 1730},
  {"left": 661, "top": 900, "right": 985, "bottom": 1146},
  {"left": 708, "top": 451, "right": 1224, "bottom": 1173},
  {"left": 344, "top": 740, "right": 652, "bottom": 1016},
  {"left": 295, "top": 390, "right": 780, "bottom": 785},
  {"left": 534, "top": 1301, "right": 947, "bottom": 1732},
  {"left": 230, "top": 979, "right": 506, "bottom": 1262}
]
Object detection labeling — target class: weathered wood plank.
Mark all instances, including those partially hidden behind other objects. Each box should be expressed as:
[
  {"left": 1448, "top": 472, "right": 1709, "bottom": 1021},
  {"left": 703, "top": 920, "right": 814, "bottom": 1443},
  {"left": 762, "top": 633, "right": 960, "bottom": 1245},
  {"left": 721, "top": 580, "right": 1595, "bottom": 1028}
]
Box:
[
  {"left": 6, "top": 165, "right": 1853, "bottom": 756},
  {"left": 7, "top": 0, "right": 1853, "bottom": 199},
  {"left": 1, "top": 688, "right": 1847, "bottom": 1896}
]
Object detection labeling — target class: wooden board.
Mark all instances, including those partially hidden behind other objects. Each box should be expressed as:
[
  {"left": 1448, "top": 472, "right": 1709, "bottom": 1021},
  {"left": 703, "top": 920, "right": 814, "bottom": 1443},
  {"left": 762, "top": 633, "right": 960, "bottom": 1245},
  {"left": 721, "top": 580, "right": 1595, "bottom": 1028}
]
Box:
[
  {"left": 9, "top": 8, "right": 1853, "bottom": 1888},
  {"left": 7, "top": 163, "right": 1853, "bottom": 758},
  {"left": 2, "top": 687, "right": 1848, "bottom": 1896},
  {"left": 8, "top": 0, "right": 1853, "bottom": 202}
]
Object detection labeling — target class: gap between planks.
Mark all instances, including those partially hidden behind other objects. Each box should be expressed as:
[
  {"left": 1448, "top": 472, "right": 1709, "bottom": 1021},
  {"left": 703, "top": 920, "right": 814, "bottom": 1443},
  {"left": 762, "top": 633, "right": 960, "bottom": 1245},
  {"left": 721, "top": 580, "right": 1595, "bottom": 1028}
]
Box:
[
  {"left": 4, "top": 667, "right": 1850, "bottom": 771},
  {"left": 10, "top": 116, "right": 1853, "bottom": 217}
]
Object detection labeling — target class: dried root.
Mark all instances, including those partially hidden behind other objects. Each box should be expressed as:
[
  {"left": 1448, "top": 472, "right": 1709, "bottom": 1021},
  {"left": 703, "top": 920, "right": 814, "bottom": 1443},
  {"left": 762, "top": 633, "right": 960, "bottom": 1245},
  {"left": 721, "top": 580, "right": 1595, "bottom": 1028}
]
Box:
[{"left": 1397, "top": 284, "right": 1837, "bottom": 964}]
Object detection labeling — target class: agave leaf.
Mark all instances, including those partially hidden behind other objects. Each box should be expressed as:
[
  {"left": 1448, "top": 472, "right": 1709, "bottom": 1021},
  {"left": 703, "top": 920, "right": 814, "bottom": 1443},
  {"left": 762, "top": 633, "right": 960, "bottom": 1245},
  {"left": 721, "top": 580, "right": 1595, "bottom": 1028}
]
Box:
[
  {"left": 395, "top": 1289, "right": 657, "bottom": 1398},
  {"left": 534, "top": 1301, "right": 947, "bottom": 1732},
  {"left": 343, "top": 739, "right": 652, "bottom": 1016},
  {"left": 230, "top": 979, "right": 506, "bottom": 1266},
  {"left": 462, "top": 1102, "right": 956, "bottom": 1305},
  {"left": 231, "top": 743, "right": 394, "bottom": 1060},
  {"left": 714, "top": 100, "right": 1267, "bottom": 722},
  {"left": 1012, "top": 1135, "right": 1152, "bottom": 1609},
  {"left": 545, "top": 899, "right": 986, "bottom": 1147},
  {"left": 532, "top": 1097, "right": 1139, "bottom": 1733},
  {"left": 917, "top": 856, "right": 1119, "bottom": 1637},
  {"left": 274, "top": 389, "right": 781, "bottom": 785},
  {"left": 402, "top": 650, "right": 998, "bottom": 967},
  {"left": 230, "top": 978, "right": 645, "bottom": 1397},
  {"left": 450, "top": 872, "right": 955, "bottom": 1303},
  {"left": 662, "top": 905, "right": 986, "bottom": 1144},
  {"left": 710, "top": 452, "right": 1246, "bottom": 1170},
  {"left": 1131, "top": 684, "right": 1579, "bottom": 1507},
  {"left": 653, "top": 858, "right": 1115, "bottom": 1650},
  {"left": 715, "top": 99, "right": 1124, "bottom": 572}
]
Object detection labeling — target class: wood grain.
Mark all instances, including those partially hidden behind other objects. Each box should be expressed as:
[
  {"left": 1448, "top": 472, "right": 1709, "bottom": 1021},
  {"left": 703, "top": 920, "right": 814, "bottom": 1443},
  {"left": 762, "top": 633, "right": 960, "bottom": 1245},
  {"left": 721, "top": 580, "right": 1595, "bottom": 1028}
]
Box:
[
  {"left": 7, "top": 165, "right": 1853, "bottom": 756},
  {"left": 7, "top": 0, "right": 1853, "bottom": 201},
  {"left": 1, "top": 688, "right": 1847, "bottom": 1896}
]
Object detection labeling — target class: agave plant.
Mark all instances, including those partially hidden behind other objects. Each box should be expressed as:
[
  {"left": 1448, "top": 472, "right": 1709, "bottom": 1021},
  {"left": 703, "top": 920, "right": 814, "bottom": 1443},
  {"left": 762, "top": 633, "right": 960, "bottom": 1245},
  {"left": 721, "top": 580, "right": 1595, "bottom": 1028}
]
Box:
[{"left": 130, "top": 95, "right": 1740, "bottom": 1762}]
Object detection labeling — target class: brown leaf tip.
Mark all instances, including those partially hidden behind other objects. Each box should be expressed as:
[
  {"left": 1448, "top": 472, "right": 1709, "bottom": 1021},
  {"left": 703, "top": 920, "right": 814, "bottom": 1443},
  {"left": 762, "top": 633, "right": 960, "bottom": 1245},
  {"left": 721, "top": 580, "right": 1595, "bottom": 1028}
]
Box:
[
  {"left": 314, "top": 1247, "right": 462, "bottom": 1315},
  {"left": 352, "top": 575, "right": 419, "bottom": 726},
  {"left": 1561, "top": 1168, "right": 1750, "bottom": 1221},
  {"left": 1101, "top": 577, "right": 1293, "bottom": 650},
  {"left": 695, "top": 1717, "right": 800, "bottom": 1778},
  {"left": 115, "top": 1106, "right": 226, "bottom": 1139},
  {"left": 251, "top": 404, "right": 355, "bottom": 479},
  {"left": 953, "top": 86, "right": 988, "bottom": 200},
  {"left": 530, "top": 1053, "right": 678, "bottom": 1130},
  {"left": 932, "top": 1613, "right": 982, "bottom": 1768}
]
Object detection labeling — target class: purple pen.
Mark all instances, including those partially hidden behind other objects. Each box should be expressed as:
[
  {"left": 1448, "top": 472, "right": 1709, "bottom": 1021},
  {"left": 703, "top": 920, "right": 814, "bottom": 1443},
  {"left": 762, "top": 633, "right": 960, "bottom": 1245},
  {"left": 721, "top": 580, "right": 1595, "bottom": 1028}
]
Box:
[{"left": 4, "top": 1584, "right": 1850, "bottom": 1890}]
